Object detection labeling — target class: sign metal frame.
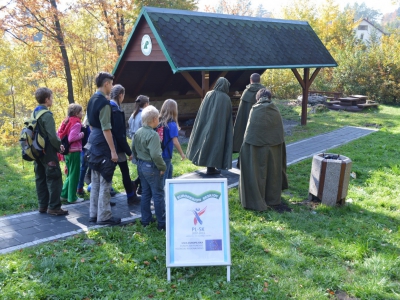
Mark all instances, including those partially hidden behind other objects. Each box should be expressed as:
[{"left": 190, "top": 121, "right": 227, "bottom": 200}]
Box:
[{"left": 165, "top": 178, "right": 231, "bottom": 281}]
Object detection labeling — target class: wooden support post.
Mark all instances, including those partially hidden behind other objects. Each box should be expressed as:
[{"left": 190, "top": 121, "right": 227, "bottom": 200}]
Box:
[
  {"left": 302, "top": 68, "right": 310, "bottom": 126},
  {"left": 181, "top": 72, "right": 203, "bottom": 97},
  {"left": 291, "top": 67, "right": 322, "bottom": 126},
  {"left": 202, "top": 71, "right": 210, "bottom": 98}
]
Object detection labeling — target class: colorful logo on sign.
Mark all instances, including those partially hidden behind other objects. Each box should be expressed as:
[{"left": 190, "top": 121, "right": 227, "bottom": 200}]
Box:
[
  {"left": 192, "top": 207, "right": 206, "bottom": 225},
  {"left": 175, "top": 190, "right": 221, "bottom": 203}
]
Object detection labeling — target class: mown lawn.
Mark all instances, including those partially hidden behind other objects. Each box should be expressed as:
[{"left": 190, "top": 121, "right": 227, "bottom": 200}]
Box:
[{"left": 0, "top": 103, "right": 399, "bottom": 299}]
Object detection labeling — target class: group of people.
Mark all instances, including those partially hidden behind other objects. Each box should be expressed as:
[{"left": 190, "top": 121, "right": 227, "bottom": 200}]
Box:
[
  {"left": 32, "top": 71, "right": 288, "bottom": 228},
  {"left": 32, "top": 72, "right": 186, "bottom": 229},
  {"left": 187, "top": 74, "right": 289, "bottom": 212}
]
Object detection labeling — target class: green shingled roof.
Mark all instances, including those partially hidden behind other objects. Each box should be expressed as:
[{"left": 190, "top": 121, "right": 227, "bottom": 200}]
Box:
[{"left": 113, "top": 7, "right": 337, "bottom": 75}]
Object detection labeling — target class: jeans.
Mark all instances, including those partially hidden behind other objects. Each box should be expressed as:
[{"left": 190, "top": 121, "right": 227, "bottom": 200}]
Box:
[
  {"left": 77, "top": 150, "right": 88, "bottom": 190},
  {"left": 137, "top": 160, "right": 165, "bottom": 226},
  {"left": 162, "top": 158, "right": 173, "bottom": 187}
]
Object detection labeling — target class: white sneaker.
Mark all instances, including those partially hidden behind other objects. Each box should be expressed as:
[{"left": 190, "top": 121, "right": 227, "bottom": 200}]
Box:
[{"left": 75, "top": 197, "right": 85, "bottom": 203}]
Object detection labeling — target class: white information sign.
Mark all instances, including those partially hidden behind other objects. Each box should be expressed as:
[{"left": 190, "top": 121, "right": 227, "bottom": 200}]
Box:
[{"left": 166, "top": 178, "right": 231, "bottom": 281}]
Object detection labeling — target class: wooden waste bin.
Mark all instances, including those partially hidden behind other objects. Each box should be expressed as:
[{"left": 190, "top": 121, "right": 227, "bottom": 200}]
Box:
[{"left": 309, "top": 153, "right": 352, "bottom": 206}]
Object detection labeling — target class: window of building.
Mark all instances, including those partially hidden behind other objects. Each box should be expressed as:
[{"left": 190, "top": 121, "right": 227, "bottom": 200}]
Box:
[
  {"left": 360, "top": 34, "right": 364, "bottom": 40},
  {"left": 358, "top": 25, "right": 368, "bottom": 30}
]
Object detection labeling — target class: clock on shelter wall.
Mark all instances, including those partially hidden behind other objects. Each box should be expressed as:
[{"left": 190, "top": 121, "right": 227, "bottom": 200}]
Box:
[{"left": 141, "top": 34, "right": 152, "bottom": 56}]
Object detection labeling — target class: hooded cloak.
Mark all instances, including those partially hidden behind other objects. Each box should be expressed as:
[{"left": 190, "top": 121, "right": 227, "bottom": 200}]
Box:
[
  {"left": 239, "top": 97, "right": 288, "bottom": 211},
  {"left": 232, "top": 83, "right": 265, "bottom": 152},
  {"left": 186, "top": 77, "right": 233, "bottom": 169}
]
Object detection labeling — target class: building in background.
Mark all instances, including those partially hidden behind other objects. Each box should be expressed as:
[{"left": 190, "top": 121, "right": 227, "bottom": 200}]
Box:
[{"left": 355, "top": 19, "right": 386, "bottom": 43}]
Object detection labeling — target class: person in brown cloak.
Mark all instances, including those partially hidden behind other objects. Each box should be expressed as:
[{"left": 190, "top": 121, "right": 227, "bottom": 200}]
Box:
[
  {"left": 233, "top": 73, "right": 265, "bottom": 156},
  {"left": 186, "top": 77, "right": 233, "bottom": 175},
  {"left": 239, "top": 88, "right": 289, "bottom": 212}
]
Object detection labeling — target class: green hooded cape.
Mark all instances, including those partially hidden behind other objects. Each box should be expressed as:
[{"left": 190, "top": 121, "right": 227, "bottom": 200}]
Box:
[
  {"left": 232, "top": 83, "right": 265, "bottom": 152},
  {"left": 186, "top": 77, "right": 233, "bottom": 169},
  {"left": 239, "top": 98, "right": 288, "bottom": 211}
]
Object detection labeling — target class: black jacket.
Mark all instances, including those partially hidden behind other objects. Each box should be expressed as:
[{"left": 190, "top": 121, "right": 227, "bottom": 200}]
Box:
[{"left": 110, "top": 100, "right": 132, "bottom": 156}]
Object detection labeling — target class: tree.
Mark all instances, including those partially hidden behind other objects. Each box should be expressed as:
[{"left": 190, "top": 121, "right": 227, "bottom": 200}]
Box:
[
  {"left": 344, "top": 2, "right": 382, "bottom": 23},
  {"left": 1, "top": 0, "right": 75, "bottom": 104},
  {"left": 79, "top": 0, "right": 198, "bottom": 56},
  {"left": 204, "top": 0, "right": 271, "bottom": 17}
]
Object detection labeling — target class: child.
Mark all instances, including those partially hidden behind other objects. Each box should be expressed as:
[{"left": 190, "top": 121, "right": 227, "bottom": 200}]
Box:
[
  {"left": 159, "top": 99, "right": 186, "bottom": 186},
  {"left": 76, "top": 115, "right": 90, "bottom": 197},
  {"left": 132, "top": 105, "right": 166, "bottom": 231},
  {"left": 110, "top": 84, "right": 139, "bottom": 205},
  {"left": 58, "top": 104, "right": 85, "bottom": 203},
  {"left": 128, "top": 95, "right": 149, "bottom": 194}
]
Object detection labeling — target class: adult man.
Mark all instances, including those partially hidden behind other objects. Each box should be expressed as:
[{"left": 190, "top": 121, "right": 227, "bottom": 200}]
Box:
[
  {"left": 233, "top": 73, "right": 265, "bottom": 166},
  {"left": 186, "top": 77, "right": 233, "bottom": 174},
  {"left": 239, "top": 88, "right": 290, "bottom": 212},
  {"left": 33, "top": 87, "right": 68, "bottom": 216},
  {"left": 86, "top": 72, "right": 121, "bottom": 225}
]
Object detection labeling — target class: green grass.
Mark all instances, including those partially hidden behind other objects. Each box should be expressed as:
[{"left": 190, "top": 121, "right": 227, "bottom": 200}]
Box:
[{"left": 0, "top": 104, "right": 399, "bottom": 299}]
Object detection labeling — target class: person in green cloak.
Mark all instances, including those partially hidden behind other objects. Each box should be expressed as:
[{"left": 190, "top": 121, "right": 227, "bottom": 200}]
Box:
[
  {"left": 233, "top": 73, "right": 265, "bottom": 169},
  {"left": 186, "top": 77, "right": 233, "bottom": 175},
  {"left": 239, "top": 88, "right": 290, "bottom": 212}
]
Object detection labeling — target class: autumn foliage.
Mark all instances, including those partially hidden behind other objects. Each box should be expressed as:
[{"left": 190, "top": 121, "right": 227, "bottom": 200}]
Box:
[{"left": 0, "top": 0, "right": 399, "bottom": 145}]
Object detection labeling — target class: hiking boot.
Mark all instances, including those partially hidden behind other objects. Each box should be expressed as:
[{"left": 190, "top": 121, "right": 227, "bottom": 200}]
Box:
[
  {"left": 157, "top": 224, "right": 166, "bottom": 231},
  {"left": 39, "top": 207, "right": 47, "bottom": 213},
  {"left": 141, "top": 218, "right": 156, "bottom": 227},
  {"left": 60, "top": 197, "right": 68, "bottom": 202},
  {"left": 47, "top": 208, "right": 69, "bottom": 216},
  {"left": 206, "top": 167, "right": 221, "bottom": 175},
  {"left": 97, "top": 217, "right": 121, "bottom": 225},
  {"left": 127, "top": 194, "right": 140, "bottom": 205}
]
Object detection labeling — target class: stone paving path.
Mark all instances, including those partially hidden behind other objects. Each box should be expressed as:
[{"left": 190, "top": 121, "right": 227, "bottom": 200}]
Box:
[{"left": 0, "top": 126, "right": 377, "bottom": 254}]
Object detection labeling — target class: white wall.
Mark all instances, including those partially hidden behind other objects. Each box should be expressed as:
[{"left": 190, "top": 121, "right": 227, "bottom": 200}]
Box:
[{"left": 355, "top": 19, "right": 384, "bottom": 43}]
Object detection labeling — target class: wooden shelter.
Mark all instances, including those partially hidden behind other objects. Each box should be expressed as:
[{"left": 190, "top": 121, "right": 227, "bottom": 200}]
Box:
[{"left": 113, "top": 7, "right": 337, "bottom": 125}]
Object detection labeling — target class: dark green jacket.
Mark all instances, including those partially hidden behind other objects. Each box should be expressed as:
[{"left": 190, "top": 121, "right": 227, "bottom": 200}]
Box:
[
  {"left": 232, "top": 83, "right": 264, "bottom": 152},
  {"left": 35, "top": 105, "right": 61, "bottom": 163},
  {"left": 133, "top": 125, "right": 166, "bottom": 171},
  {"left": 186, "top": 77, "right": 233, "bottom": 169}
]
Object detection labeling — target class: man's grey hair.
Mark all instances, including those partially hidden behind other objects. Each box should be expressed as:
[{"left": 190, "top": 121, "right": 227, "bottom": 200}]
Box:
[{"left": 141, "top": 105, "right": 159, "bottom": 126}]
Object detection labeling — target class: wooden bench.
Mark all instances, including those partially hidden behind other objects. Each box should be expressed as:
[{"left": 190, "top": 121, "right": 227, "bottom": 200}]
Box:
[
  {"left": 357, "top": 103, "right": 379, "bottom": 108},
  {"left": 309, "top": 90, "right": 343, "bottom": 100},
  {"left": 325, "top": 100, "right": 340, "bottom": 106}
]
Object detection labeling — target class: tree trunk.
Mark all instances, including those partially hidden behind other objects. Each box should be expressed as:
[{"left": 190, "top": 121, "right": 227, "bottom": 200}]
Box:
[{"left": 50, "top": 0, "right": 74, "bottom": 104}]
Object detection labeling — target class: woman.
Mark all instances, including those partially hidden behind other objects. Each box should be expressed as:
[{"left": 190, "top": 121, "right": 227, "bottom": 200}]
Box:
[
  {"left": 110, "top": 85, "right": 139, "bottom": 205},
  {"left": 128, "top": 95, "right": 149, "bottom": 194}
]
